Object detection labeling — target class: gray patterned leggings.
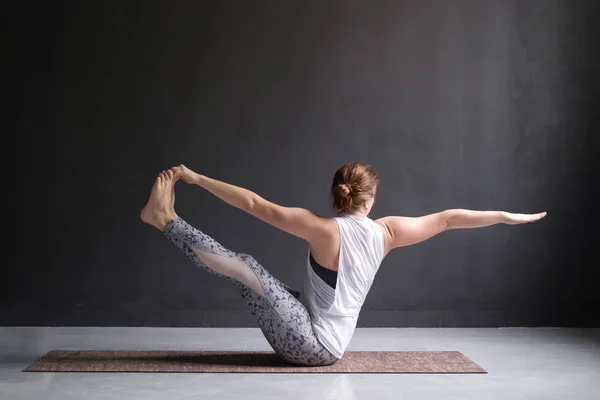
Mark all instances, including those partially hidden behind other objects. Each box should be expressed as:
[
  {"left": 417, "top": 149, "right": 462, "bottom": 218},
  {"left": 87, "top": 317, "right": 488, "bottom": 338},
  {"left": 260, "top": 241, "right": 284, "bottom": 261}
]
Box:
[{"left": 163, "top": 217, "right": 339, "bottom": 366}]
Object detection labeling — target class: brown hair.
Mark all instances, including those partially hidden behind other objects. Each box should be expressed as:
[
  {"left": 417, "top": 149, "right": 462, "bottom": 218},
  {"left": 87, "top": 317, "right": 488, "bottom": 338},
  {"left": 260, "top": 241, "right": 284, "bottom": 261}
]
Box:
[{"left": 331, "top": 162, "right": 379, "bottom": 214}]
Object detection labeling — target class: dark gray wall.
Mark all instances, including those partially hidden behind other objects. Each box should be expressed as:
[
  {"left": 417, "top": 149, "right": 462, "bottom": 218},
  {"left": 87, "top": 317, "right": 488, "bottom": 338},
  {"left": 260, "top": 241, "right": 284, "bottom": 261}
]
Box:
[{"left": 6, "top": 0, "right": 599, "bottom": 327}]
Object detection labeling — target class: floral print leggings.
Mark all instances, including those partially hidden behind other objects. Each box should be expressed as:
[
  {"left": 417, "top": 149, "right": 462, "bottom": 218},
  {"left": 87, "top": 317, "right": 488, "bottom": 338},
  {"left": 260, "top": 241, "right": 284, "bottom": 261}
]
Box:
[{"left": 162, "top": 217, "right": 338, "bottom": 366}]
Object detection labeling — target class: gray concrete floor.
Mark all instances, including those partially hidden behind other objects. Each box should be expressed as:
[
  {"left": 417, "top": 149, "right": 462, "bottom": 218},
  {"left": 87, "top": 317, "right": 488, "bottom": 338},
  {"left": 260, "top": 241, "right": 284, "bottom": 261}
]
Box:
[{"left": 1, "top": 327, "right": 599, "bottom": 400}]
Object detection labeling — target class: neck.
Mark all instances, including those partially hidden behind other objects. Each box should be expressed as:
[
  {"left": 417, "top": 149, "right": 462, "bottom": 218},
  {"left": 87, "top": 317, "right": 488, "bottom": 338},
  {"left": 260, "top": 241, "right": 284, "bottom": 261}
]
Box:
[{"left": 348, "top": 211, "right": 368, "bottom": 218}]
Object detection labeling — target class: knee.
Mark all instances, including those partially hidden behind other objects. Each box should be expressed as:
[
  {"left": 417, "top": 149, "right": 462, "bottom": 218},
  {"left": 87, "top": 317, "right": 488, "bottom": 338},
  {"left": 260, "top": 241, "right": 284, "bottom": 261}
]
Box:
[
  {"left": 237, "top": 253, "right": 255, "bottom": 263},
  {"left": 238, "top": 254, "right": 263, "bottom": 273}
]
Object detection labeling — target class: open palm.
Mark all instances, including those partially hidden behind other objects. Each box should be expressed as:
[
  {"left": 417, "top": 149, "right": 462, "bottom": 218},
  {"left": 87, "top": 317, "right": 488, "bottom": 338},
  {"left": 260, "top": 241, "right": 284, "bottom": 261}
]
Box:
[{"left": 503, "top": 211, "right": 547, "bottom": 225}]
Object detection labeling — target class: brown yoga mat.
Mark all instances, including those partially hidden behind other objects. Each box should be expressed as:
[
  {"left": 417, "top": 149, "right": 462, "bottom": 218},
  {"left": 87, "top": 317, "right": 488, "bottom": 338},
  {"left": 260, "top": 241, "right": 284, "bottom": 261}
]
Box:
[{"left": 23, "top": 350, "right": 487, "bottom": 374}]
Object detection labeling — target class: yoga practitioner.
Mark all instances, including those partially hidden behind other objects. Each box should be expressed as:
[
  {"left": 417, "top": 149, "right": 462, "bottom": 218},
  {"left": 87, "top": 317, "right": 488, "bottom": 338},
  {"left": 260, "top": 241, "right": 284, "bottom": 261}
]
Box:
[{"left": 140, "top": 162, "right": 546, "bottom": 366}]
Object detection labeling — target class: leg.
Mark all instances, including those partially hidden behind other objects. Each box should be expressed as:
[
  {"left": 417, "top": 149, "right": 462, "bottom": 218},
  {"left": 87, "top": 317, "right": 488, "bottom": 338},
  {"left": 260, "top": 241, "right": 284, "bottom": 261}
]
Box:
[
  {"left": 163, "top": 217, "right": 338, "bottom": 366},
  {"left": 141, "top": 170, "right": 338, "bottom": 366},
  {"left": 162, "top": 217, "right": 266, "bottom": 296},
  {"left": 141, "top": 170, "right": 265, "bottom": 295},
  {"left": 236, "top": 252, "right": 339, "bottom": 366}
]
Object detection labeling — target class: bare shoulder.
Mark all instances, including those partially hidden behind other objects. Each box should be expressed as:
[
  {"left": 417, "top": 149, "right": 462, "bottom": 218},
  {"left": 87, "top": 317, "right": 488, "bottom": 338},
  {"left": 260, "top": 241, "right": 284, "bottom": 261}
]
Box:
[
  {"left": 318, "top": 215, "right": 342, "bottom": 240},
  {"left": 307, "top": 216, "right": 341, "bottom": 270},
  {"left": 300, "top": 213, "right": 339, "bottom": 244}
]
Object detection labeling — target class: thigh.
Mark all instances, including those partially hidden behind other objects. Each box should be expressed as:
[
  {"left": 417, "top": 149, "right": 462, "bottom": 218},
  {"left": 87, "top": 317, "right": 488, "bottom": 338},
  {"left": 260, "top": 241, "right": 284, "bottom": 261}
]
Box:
[
  {"left": 164, "top": 217, "right": 265, "bottom": 294},
  {"left": 164, "top": 218, "right": 337, "bottom": 365},
  {"left": 237, "top": 254, "right": 338, "bottom": 366}
]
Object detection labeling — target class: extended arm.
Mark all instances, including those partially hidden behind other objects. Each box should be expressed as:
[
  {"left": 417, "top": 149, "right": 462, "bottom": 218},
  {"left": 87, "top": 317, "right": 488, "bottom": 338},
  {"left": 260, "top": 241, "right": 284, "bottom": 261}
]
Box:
[
  {"left": 378, "top": 209, "right": 546, "bottom": 249},
  {"left": 169, "top": 165, "right": 327, "bottom": 241}
]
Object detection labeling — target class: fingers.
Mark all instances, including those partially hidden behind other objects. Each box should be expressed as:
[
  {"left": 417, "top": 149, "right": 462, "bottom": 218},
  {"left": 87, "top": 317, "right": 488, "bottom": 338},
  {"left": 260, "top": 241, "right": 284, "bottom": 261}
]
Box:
[
  {"left": 499, "top": 211, "right": 547, "bottom": 225},
  {"left": 507, "top": 211, "right": 547, "bottom": 224},
  {"left": 538, "top": 212, "right": 547, "bottom": 221},
  {"left": 170, "top": 165, "right": 191, "bottom": 182},
  {"left": 154, "top": 164, "right": 195, "bottom": 184},
  {"left": 531, "top": 212, "right": 546, "bottom": 220},
  {"left": 528, "top": 212, "right": 547, "bottom": 223}
]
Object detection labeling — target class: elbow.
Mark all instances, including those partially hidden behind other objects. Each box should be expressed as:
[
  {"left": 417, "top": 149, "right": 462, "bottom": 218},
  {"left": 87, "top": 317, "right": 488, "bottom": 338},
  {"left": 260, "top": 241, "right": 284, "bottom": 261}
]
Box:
[
  {"left": 441, "top": 209, "right": 454, "bottom": 230},
  {"left": 247, "top": 194, "right": 273, "bottom": 220},
  {"left": 443, "top": 220, "right": 452, "bottom": 231},
  {"left": 246, "top": 194, "right": 260, "bottom": 214}
]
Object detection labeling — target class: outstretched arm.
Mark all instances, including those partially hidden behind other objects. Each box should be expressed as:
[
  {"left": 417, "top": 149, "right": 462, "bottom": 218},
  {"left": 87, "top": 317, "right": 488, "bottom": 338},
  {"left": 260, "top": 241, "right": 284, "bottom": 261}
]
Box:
[
  {"left": 377, "top": 209, "right": 546, "bottom": 249},
  {"left": 170, "top": 164, "right": 327, "bottom": 242}
]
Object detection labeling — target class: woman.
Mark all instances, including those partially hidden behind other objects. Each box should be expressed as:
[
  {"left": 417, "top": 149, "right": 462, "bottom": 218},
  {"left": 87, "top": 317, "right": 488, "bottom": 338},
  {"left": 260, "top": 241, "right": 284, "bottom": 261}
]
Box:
[{"left": 140, "top": 162, "right": 546, "bottom": 366}]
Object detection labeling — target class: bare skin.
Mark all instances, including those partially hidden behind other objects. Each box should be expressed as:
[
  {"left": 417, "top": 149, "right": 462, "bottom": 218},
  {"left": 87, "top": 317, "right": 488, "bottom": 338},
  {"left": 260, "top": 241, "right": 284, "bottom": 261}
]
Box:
[
  {"left": 143, "top": 164, "right": 547, "bottom": 271},
  {"left": 140, "top": 170, "right": 178, "bottom": 231}
]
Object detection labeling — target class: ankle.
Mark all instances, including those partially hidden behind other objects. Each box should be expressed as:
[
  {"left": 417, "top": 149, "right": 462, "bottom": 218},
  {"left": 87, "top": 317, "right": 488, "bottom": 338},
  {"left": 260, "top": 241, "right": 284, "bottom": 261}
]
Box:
[{"left": 157, "top": 213, "right": 177, "bottom": 230}]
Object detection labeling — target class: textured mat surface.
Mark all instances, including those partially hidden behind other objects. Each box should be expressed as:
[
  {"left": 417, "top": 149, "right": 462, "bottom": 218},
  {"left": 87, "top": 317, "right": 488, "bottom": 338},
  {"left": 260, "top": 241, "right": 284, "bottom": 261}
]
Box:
[{"left": 23, "top": 350, "right": 487, "bottom": 373}]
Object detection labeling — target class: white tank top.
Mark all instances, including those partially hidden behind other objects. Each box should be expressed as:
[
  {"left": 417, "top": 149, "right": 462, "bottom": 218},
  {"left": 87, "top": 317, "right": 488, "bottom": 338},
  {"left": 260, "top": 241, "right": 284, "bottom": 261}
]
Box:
[{"left": 301, "top": 214, "right": 385, "bottom": 358}]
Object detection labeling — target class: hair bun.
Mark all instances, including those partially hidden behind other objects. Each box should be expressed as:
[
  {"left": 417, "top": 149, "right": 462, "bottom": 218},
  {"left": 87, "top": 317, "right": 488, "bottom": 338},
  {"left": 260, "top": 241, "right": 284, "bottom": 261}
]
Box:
[
  {"left": 338, "top": 183, "right": 351, "bottom": 197},
  {"left": 331, "top": 162, "right": 378, "bottom": 214}
]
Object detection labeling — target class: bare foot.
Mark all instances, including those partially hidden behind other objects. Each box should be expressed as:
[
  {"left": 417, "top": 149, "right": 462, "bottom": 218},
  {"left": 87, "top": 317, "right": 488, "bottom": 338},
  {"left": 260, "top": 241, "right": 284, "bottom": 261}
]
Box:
[{"left": 140, "top": 170, "right": 178, "bottom": 231}]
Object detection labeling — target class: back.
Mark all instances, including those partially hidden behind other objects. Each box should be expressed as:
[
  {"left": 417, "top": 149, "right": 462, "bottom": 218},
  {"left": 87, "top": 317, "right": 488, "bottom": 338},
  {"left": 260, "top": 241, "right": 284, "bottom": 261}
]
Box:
[{"left": 301, "top": 214, "right": 385, "bottom": 359}]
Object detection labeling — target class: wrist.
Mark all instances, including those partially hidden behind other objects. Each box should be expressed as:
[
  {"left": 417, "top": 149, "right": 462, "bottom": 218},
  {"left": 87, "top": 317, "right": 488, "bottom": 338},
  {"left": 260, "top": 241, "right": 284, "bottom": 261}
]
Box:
[
  {"left": 195, "top": 174, "right": 207, "bottom": 186},
  {"left": 499, "top": 211, "right": 509, "bottom": 224}
]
